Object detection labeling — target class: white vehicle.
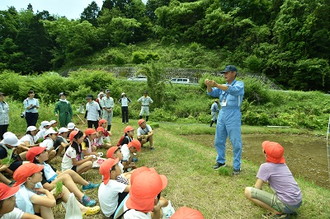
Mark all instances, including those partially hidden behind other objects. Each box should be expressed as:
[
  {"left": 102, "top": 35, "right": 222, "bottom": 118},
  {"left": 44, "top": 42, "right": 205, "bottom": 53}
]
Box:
[
  {"left": 127, "top": 75, "right": 147, "bottom": 81},
  {"left": 170, "top": 78, "right": 190, "bottom": 84}
]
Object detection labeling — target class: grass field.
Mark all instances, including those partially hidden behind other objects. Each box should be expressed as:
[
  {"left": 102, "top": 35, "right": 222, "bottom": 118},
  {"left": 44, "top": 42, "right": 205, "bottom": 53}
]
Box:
[{"left": 48, "top": 118, "right": 330, "bottom": 219}]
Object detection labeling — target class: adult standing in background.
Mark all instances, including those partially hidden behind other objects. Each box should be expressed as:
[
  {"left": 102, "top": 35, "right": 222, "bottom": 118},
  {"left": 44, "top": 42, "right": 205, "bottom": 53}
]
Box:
[
  {"left": 85, "top": 94, "right": 101, "bottom": 129},
  {"left": 138, "top": 91, "right": 153, "bottom": 121},
  {"left": 23, "top": 90, "right": 39, "bottom": 127},
  {"left": 205, "top": 65, "right": 244, "bottom": 175},
  {"left": 100, "top": 89, "right": 114, "bottom": 131},
  {"left": 54, "top": 92, "right": 73, "bottom": 127},
  {"left": 119, "top": 92, "right": 131, "bottom": 124},
  {"left": 0, "top": 92, "right": 9, "bottom": 140},
  {"left": 210, "top": 100, "right": 219, "bottom": 127}
]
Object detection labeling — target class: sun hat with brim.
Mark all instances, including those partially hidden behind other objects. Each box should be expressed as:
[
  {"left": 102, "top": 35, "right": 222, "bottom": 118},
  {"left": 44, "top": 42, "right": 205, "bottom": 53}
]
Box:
[
  {"left": 39, "top": 121, "right": 51, "bottom": 129},
  {"left": 128, "top": 140, "right": 141, "bottom": 151},
  {"left": 124, "top": 126, "right": 134, "bottom": 133},
  {"left": 106, "top": 146, "right": 119, "bottom": 159},
  {"left": 49, "top": 120, "right": 57, "bottom": 125},
  {"left": 67, "top": 122, "right": 75, "bottom": 130},
  {"left": 44, "top": 128, "right": 57, "bottom": 138},
  {"left": 138, "top": 119, "right": 146, "bottom": 126},
  {"left": 58, "top": 127, "right": 69, "bottom": 134},
  {"left": 13, "top": 163, "right": 44, "bottom": 186},
  {"left": 99, "top": 158, "right": 119, "bottom": 185},
  {"left": 171, "top": 207, "right": 205, "bottom": 219},
  {"left": 26, "top": 126, "right": 37, "bottom": 132},
  {"left": 1, "top": 132, "right": 19, "bottom": 147},
  {"left": 126, "top": 168, "right": 168, "bottom": 213},
  {"left": 85, "top": 128, "right": 97, "bottom": 136},
  {"left": 26, "top": 147, "right": 46, "bottom": 163},
  {"left": 262, "top": 141, "right": 285, "bottom": 164},
  {"left": 0, "top": 183, "right": 19, "bottom": 201}
]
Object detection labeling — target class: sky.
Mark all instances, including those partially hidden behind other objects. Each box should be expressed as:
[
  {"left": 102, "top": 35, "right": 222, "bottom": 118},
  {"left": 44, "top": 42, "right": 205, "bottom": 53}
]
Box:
[{"left": 0, "top": 0, "right": 105, "bottom": 19}]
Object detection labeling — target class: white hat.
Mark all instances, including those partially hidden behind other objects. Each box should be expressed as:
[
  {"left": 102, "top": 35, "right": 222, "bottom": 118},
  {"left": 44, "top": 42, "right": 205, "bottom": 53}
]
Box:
[
  {"left": 26, "top": 126, "right": 37, "bottom": 132},
  {"left": 121, "top": 92, "right": 126, "bottom": 96},
  {"left": 1, "top": 132, "right": 19, "bottom": 147},
  {"left": 49, "top": 120, "right": 57, "bottom": 125},
  {"left": 40, "top": 121, "right": 50, "bottom": 129},
  {"left": 67, "top": 122, "right": 75, "bottom": 130},
  {"left": 44, "top": 128, "right": 57, "bottom": 138},
  {"left": 58, "top": 127, "right": 69, "bottom": 134}
]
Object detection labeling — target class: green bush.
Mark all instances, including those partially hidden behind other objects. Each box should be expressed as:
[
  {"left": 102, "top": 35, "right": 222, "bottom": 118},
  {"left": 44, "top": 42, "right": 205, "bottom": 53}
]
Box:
[{"left": 132, "top": 51, "right": 160, "bottom": 64}]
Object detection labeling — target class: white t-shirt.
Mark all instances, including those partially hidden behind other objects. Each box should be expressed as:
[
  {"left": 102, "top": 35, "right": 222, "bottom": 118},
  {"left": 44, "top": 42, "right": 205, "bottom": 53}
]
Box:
[
  {"left": 121, "top": 144, "right": 130, "bottom": 161},
  {"left": 123, "top": 203, "right": 151, "bottom": 219},
  {"left": 86, "top": 101, "right": 100, "bottom": 121},
  {"left": 36, "top": 128, "right": 47, "bottom": 141},
  {"left": 61, "top": 146, "right": 77, "bottom": 171},
  {"left": 118, "top": 162, "right": 124, "bottom": 173},
  {"left": 0, "top": 207, "right": 24, "bottom": 219},
  {"left": 98, "top": 180, "right": 127, "bottom": 217},
  {"left": 137, "top": 125, "right": 152, "bottom": 137},
  {"left": 19, "top": 134, "right": 35, "bottom": 145},
  {"left": 40, "top": 138, "right": 54, "bottom": 151},
  {"left": 15, "top": 185, "right": 36, "bottom": 214}
]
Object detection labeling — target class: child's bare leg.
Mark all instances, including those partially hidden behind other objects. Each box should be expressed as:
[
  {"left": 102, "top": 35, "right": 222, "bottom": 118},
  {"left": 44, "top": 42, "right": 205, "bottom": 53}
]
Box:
[
  {"left": 35, "top": 205, "right": 54, "bottom": 219},
  {"left": 77, "top": 161, "right": 93, "bottom": 174},
  {"left": 0, "top": 172, "right": 11, "bottom": 184},
  {"left": 61, "top": 169, "right": 89, "bottom": 185},
  {"left": 50, "top": 174, "right": 84, "bottom": 200}
]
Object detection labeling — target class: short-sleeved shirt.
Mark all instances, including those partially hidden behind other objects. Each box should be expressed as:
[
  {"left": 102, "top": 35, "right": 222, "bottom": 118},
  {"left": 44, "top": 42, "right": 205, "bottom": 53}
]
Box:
[
  {"left": 121, "top": 144, "right": 130, "bottom": 161},
  {"left": 257, "top": 162, "right": 302, "bottom": 205},
  {"left": 20, "top": 134, "right": 36, "bottom": 145},
  {"left": 98, "top": 180, "right": 127, "bottom": 217},
  {"left": 137, "top": 96, "right": 153, "bottom": 106},
  {"left": 36, "top": 128, "right": 47, "bottom": 141},
  {"left": 100, "top": 96, "right": 115, "bottom": 109},
  {"left": 40, "top": 138, "right": 54, "bottom": 151},
  {"left": 15, "top": 184, "right": 37, "bottom": 214},
  {"left": 122, "top": 136, "right": 133, "bottom": 145},
  {"left": 54, "top": 136, "right": 68, "bottom": 150},
  {"left": 23, "top": 98, "right": 39, "bottom": 113},
  {"left": 0, "top": 207, "right": 24, "bottom": 219},
  {"left": 86, "top": 101, "right": 100, "bottom": 121},
  {"left": 137, "top": 125, "right": 152, "bottom": 137},
  {"left": 119, "top": 97, "right": 131, "bottom": 107},
  {"left": 82, "top": 138, "right": 93, "bottom": 153},
  {"left": 123, "top": 203, "right": 151, "bottom": 219},
  {"left": 61, "top": 146, "right": 77, "bottom": 171},
  {"left": 40, "top": 162, "right": 57, "bottom": 184}
]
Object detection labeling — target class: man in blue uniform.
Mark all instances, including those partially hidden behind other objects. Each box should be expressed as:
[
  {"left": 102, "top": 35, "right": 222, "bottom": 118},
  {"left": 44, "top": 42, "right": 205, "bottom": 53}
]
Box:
[{"left": 205, "top": 65, "right": 244, "bottom": 175}]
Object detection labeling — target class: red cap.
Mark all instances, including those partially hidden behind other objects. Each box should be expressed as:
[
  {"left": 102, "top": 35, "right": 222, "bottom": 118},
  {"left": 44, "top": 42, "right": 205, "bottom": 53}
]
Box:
[
  {"left": 127, "top": 167, "right": 167, "bottom": 213},
  {"left": 138, "top": 119, "right": 146, "bottom": 126},
  {"left": 0, "top": 183, "right": 19, "bottom": 201},
  {"left": 128, "top": 140, "right": 141, "bottom": 151},
  {"left": 171, "top": 207, "right": 205, "bottom": 219},
  {"left": 96, "top": 127, "right": 105, "bottom": 132},
  {"left": 262, "top": 141, "right": 285, "bottom": 164},
  {"left": 13, "top": 163, "right": 44, "bottom": 186},
  {"left": 99, "top": 158, "right": 119, "bottom": 184},
  {"left": 124, "top": 126, "right": 134, "bottom": 133},
  {"left": 26, "top": 147, "right": 46, "bottom": 163},
  {"left": 85, "top": 128, "right": 96, "bottom": 136},
  {"left": 98, "top": 119, "right": 107, "bottom": 127},
  {"left": 69, "top": 130, "right": 79, "bottom": 142},
  {"left": 106, "top": 146, "right": 119, "bottom": 159}
]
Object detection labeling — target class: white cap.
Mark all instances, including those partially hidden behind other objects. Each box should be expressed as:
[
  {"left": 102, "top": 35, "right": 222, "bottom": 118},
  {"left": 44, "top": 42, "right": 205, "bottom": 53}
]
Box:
[
  {"left": 26, "top": 126, "right": 37, "bottom": 132},
  {"left": 44, "top": 128, "right": 57, "bottom": 138},
  {"left": 49, "top": 120, "right": 57, "bottom": 125},
  {"left": 40, "top": 121, "right": 50, "bottom": 129},
  {"left": 1, "top": 132, "right": 19, "bottom": 146},
  {"left": 67, "top": 122, "right": 75, "bottom": 130},
  {"left": 121, "top": 92, "right": 126, "bottom": 96},
  {"left": 58, "top": 127, "right": 69, "bottom": 134}
]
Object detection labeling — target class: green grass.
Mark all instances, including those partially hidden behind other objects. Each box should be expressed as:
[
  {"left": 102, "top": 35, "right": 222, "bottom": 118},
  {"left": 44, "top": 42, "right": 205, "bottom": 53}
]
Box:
[{"left": 45, "top": 118, "right": 330, "bottom": 218}]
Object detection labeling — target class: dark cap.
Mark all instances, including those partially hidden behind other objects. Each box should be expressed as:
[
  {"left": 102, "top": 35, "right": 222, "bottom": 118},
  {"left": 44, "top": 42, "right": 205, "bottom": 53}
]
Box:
[
  {"left": 86, "top": 94, "right": 93, "bottom": 99},
  {"left": 221, "top": 65, "right": 237, "bottom": 73},
  {"left": 144, "top": 90, "right": 148, "bottom": 94},
  {"left": 105, "top": 89, "right": 111, "bottom": 93}
]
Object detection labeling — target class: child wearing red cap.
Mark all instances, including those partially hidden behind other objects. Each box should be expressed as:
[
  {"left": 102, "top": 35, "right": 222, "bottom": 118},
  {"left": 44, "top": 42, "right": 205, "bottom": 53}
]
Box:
[
  {"left": 0, "top": 183, "right": 42, "bottom": 219},
  {"left": 106, "top": 147, "right": 131, "bottom": 184},
  {"left": 98, "top": 119, "right": 112, "bottom": 140},
  {"left": 61, "top": 130, "right": 94, "bottom": 174},
  {"left": 244, "top": 141, "right": 302, "bottom": 218},
  {"left": 94, "top": 127, "right": 111, "bottom": 149},
  {"left": 98, "top": 158, "right": 130, "bottom": 218},
  {"left": 121, "top": 126, "right": 134, "bottom": 146},
  {"left": 122, "top": 167, "right": 168, "bottom": 219},
  {"left": 137, "top": 119, "right": 154, "bottom": 149},
  {"left": 27, "top": 147, "right": 99, "bottom": 208},
  {"left": 82, "top": 128, "right": 98, "bottom": 157},
  {"left": 121, "top": 140, "right": 141, "bottom": 171},
  {"left": 171, "top": 207, "right": 204, "bottom": 219},
  {"left": 14, "top": 163, "right": 100, "bottom": 217}
]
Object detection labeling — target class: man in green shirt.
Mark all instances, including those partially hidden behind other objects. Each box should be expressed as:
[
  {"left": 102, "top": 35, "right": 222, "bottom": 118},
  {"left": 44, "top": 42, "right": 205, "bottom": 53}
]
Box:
[{"left": 54, "top": 92, "right": 73, "bottom": 127}]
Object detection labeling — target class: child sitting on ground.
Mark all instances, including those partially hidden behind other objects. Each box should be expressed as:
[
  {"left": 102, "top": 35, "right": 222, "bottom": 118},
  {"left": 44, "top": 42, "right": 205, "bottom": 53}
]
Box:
[
  {"left": 121, "top": 140, "right": 141, "bottom": 172},
  {"left": 13, "top": 163, "right": 100, "bottom": 218},
  {"left": 0, "top": 183, "right": 42, "bottom": 219},
  {"left": 82, "top": 128, "right": 98, "bottom": 157},
  {"left": 27, "top": 146, "right": 99, "bottom": 207},
  {"left": 49, "top": 120, "right": 58, "bottom": 132},
  {"left": 117, "top": 126, "right": 134, "bottom": 147},
  {"left": 53, "top": 127, "right": 70, "bottom": 156},
  {"left": 106, "top": 146, "right": 131, "bottom": 184},
  {"left": 39, "top": 128, "right": 57, "bottom": 162},
  {"left": 98, "top": 158, "right": 130, "bottom": 218},
  {"left": 19, "top": 126, "right": 38, "bottom": 147},
  {"left": 61, "top": 130, "right": 94, "bottom": 174},
  {"left": 35, "top": 121, "right": 51, "bottom": 142},
  {"left": 98, "top": 119, "right": 112, "bottom": 142},
  {"left": 94, "top": 127, "right": 111, "bottom": 149},
  {"left": 244, "top": 141, "right": 302, "bottom": 218},
  {"left": 137, "top": 119, "right": 154, "bottom": 149}
]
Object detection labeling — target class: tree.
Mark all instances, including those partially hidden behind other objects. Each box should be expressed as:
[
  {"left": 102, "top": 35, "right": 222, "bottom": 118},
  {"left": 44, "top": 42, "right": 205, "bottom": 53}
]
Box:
[{"left": 80, "top": 1, "right": 100, "bottom": 26}]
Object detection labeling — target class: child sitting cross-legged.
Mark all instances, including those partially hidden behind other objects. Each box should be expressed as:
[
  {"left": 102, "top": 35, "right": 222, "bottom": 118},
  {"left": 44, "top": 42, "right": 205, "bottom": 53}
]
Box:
[
  {"left": 39, "top": 128, "right": 57, "bottom": 162},
  {"left": 82, "top": 128, "right": 98, "bottom": 157},
  {"left": 13, "top": 163, "right": 101, "bottom": 218},
  {"left": 94, "top": 127, "right": 111, "bottom": 149},
  {"left": 121, "top": 140, "right": 141, "bottom": 172},
  {"left": 106, "top": 146, "right": 132, "bottom": 184},
  {"left": 98, "top": 158, "right": 130, "bottom": 218},
  {"left": 27, "top": 146, "right": 99, "bottom": 207}
]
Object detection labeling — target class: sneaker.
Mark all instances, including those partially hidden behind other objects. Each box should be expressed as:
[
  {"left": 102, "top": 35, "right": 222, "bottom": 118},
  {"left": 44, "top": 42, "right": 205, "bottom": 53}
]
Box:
[
  {"left": 213, "top": 162, "right": 226, "bottom": 170},
  {"left": 82, "top": 182, "right": 100, "bottom": 191},
  {"left": 233, "top": 169, "right": 241, "bottom": 175},
  {"left": 81, "top": 195, "right": 97, "bottom": 207},
  {"left": 83, "top": 206, "right": 100, "bottom": 216}
]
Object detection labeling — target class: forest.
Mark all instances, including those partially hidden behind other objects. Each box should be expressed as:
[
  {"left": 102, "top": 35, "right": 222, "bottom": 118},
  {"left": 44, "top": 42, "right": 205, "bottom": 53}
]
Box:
[{"left": 0, "top": 0, "right": 329, "bottom": 91}]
